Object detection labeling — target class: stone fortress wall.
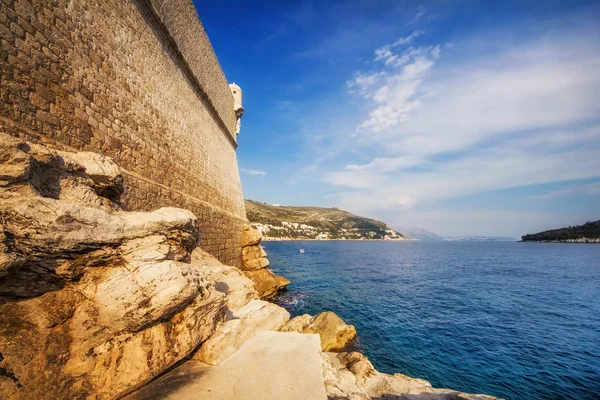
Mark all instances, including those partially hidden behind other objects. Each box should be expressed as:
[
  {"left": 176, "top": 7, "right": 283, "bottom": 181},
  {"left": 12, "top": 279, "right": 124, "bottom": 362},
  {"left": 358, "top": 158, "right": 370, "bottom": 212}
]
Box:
[{"left": 0, "top": 0, "right": 246, "bottom": 266}]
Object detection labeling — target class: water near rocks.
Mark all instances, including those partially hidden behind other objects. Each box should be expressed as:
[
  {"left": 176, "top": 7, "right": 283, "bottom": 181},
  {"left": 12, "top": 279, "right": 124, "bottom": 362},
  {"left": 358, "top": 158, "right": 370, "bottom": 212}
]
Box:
[{"left": 267, "top": 241, "right": 600, "bottom": 400}]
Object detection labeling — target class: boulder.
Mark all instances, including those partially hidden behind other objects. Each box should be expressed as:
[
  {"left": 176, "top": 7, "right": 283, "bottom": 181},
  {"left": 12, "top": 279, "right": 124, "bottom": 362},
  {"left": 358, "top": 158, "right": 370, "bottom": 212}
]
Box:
[
  {"left": 242, "top": 256, "right": 271, "bottom": 271},
  {"left": 194, "top": 319, "right": 258, "bottom": 365},
  {"left": 244, "top": 267, "right": 290, "bottom": 299},
  {"left": 334, "top": 351, "right": 435, "bottom": 398},
  {"left": 280, "top": 314, "right": 314, "bottom": 333},
  {"left": 191, "top": 248, "right": 258, "bottom": 310},
  {"left": 242, "top": 228, "right": 262, "bottom": 247},
  {"left": 0, "top": 135, "right": 226, "bottom": 399},
  {"left": 278, "top": 312, "right": 356, "bottom": 352},
  {"left": 242, "top": 243, "right": 267, "bottom": 264},
  {"left": 229, "top": 299, "right": 290, "bottom": 331},
  {"left": 239, "top": 225, "right": 290, "bottom": 299},
  {"left": 320, "top": 353, "right": 369, "bottom": 400},
  {"left": 58, "top": 151, "right": 124, "bottom": 199},
  {"left": 194, "top": 300, "right": 291, "bottom": 366},
  {"left": 305, "top": 312, "right": 357, "bottom": 352}
]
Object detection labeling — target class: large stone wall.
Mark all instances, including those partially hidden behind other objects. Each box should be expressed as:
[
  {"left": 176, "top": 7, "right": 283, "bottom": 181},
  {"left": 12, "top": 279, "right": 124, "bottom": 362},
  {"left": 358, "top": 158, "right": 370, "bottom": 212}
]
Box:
[{"left": 0, "top": 0, "right": 246, "bottom": 266}]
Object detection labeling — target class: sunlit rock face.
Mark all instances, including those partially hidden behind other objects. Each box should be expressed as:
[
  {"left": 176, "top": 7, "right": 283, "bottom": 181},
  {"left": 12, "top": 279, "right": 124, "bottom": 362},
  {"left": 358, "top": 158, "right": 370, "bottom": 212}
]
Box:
[
  {"left": 240, "top": 224, "right": 290, "bottom": 298},
  {"left": 0, "top": 134, "right": 226, "bottom": 399}
]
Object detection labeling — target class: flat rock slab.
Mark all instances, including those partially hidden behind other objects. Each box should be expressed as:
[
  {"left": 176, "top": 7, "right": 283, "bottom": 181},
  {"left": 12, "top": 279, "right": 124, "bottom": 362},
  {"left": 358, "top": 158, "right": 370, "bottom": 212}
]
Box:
[{"left": 126, "top": 331, "right": 327, "bottom": 400}]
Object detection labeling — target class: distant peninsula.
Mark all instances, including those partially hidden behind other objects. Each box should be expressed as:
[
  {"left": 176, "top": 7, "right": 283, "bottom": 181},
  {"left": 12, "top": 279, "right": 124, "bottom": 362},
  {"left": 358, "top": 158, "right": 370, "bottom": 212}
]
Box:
[
  {"left": 521, "top": 220, "right": 600, "bottom": 243},
  {"left": 245, "top": 200, "right": 405, "bottom": 240}
]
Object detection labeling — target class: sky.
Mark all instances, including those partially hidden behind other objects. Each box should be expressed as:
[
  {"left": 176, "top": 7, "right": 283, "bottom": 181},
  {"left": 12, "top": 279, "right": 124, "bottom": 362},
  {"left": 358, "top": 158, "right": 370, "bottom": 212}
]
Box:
[{"left": 194, "top": 0, "right": 600, "bottom": 238}]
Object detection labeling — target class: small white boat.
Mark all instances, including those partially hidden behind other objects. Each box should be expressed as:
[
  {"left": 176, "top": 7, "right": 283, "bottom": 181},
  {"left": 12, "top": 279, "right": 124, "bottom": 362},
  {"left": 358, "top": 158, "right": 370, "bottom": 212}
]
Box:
[{"left": 299, "top": 249, "right": 305, "bottom": 253}]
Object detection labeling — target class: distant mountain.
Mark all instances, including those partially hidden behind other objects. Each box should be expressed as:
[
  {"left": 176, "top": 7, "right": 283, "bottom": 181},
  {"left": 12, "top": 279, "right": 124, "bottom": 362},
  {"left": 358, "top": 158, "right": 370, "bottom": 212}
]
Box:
[
  {"left": 444, "top": 235, "right": 517, "bottom": 242},
  {"left": 521, "top": 220, "right": 600, "bottom": 243},
  {"left": 245, "top": 200, "right": 405, "bottom": 241},
  {"left": 395, "top": 227, "right": 444, "bottom": 241}
]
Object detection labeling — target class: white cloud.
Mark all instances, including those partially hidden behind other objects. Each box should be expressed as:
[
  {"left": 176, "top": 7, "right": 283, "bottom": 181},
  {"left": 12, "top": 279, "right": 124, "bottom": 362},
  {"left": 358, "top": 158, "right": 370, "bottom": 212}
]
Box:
[
  {"left": 356, "top": 45, "right": 441, "bottom": 132},
  {"left": 319, "top": 21, "right": 600, "bottom": 236},
  {"left": 241, "top": 169, "right": 267, "bottom": 178},
  {"left": 532, "top": 181, "right": 600, "bottom": 199}
]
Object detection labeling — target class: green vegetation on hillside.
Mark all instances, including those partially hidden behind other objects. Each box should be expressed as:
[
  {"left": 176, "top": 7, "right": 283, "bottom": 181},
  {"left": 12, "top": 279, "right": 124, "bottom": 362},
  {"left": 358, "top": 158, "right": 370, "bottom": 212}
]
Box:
[
  {"left": 521, "top": 220, "right": 600, "bottom": 242},
  {"left": 245, "top": 200, "right": 404, "bottom": 240}
]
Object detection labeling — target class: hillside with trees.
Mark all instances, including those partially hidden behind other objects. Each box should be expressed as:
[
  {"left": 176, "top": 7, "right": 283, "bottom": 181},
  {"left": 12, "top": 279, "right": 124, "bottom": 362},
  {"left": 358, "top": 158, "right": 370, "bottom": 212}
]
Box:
[
  {"left": 245, "top": 200, "right": 405, "bottom": 240},
  {"left": 521, "top": 220, "right": 600, "bottom": 243}
]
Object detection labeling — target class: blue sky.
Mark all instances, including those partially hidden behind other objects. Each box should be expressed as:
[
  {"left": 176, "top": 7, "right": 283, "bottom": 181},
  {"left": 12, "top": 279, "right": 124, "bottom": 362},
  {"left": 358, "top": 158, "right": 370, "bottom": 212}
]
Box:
[{"left": 194, "top": 0, "right": 600, "bottom": 238}]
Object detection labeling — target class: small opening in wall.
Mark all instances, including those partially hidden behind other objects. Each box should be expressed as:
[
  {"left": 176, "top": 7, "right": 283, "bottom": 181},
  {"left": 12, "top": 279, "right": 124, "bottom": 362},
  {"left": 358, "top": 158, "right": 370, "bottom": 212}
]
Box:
[{"left": 233, "top": 91, "right": 237, "bottom": 94}]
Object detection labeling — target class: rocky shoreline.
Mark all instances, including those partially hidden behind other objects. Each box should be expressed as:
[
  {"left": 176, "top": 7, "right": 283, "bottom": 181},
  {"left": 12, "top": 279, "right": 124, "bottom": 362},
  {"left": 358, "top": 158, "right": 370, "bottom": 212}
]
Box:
[
  {"left": 521, "top": 238, "right": 600, "bottom": 243},
  {"left": 0, "top": 134, "right": 500, "bottom": 399}
]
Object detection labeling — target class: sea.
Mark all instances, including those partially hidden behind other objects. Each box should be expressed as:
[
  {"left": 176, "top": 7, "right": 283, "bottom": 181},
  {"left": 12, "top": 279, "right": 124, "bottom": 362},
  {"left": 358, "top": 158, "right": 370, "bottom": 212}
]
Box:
[{"left": 265, "top": 240, "right": 600, "bottom": 400}]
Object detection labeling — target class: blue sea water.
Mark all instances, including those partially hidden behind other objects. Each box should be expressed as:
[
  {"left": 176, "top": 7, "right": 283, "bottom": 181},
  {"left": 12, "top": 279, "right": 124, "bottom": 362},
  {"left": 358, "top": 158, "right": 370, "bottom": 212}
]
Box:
[{"left": 264, "top": 241, "right": 600, "bottom": 400}]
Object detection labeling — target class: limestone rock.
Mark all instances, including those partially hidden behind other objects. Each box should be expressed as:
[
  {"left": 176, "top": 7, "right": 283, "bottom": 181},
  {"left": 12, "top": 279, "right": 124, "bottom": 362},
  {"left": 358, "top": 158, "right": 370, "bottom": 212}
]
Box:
[
  {"left": 242, "top": 243, "right": 267, "bottom": 264},
  {"left": 280, "top": 313, "right": 314, "bottom": 333},
  {"left": 191, "top": 248, "right": 258, "bottom": 310},
  {"left": 321, "top": 353, "right": 370, "bottom": 400},
  {"left": 244, "top": 267, "right": 290, "bottom": 299},
  {"left": 127, "top": 331, "right": 328, "bottom": 400},
  {"left": 239, "top": 224, "right": 290, "bottom": 298},
  {"left": 0, "top": 137, "right": 226, "bottom": 399},
  {"left": 194, "top": 319, "right": 258, "bottom": 365},
  {"left": 242, "top": 228, "right": 262, "bottom": 247},
  {"left": 58, "top": 151, "right": 124, "bottom": 199},
  {"left": 0, "top": 134, "right": 31, "bottom": 185},
  {"left": 243, "top": 255, "right": 271, "bottom": 270},
  {"left": 229, "top": 299, "right": 290, "bottom": 331},
  {"left": 278, "top": 312, "right": 356, "bottom": 352},
  {"left": 306, "top": 311, "right": 357, "bottom": 352}
]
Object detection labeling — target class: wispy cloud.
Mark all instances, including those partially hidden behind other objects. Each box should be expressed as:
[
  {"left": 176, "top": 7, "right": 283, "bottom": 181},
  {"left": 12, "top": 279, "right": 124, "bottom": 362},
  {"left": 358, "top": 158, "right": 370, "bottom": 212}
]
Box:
[
  {"left": 352, "top": 33, "right": 441, "bottom": 132},
  {"left": 532, "top": 181, "right": 600, "bottom": 199},
  {"left": 318, "top": 14, "right": 600, "bottom": 235},
  {"left": 407, "top": 6, "right": 427, "bottom": 25},
  {"left": 241, "top": 169, "right": 267, "bottom": 178}
]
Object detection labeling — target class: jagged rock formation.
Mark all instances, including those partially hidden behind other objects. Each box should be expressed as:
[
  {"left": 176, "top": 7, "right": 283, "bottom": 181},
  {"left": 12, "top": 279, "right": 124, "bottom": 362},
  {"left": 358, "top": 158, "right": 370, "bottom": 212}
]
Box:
[
  {"left": 321, "top": 351, "right": 499, "bottom": 400},
  {"left": 0, "top": 134, "right": 238, "bottom": 399},
  {"left": 281, "top": 312, "right": 358, "bottom": 352},
  {"left": 240, "top": 224, "right": 290, "bottom": 298}
]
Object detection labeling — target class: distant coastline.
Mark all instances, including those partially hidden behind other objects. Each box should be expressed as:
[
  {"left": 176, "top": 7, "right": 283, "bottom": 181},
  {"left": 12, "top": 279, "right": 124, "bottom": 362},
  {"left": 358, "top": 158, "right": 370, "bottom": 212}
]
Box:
[
  {"left": 262, "top": 237, "right": 409, "bottom": 241},
  {"left": 520, "top": 238, "right": 600, "bottom": 244},
  {"left": 521, "top": 220, "right": 600, "bottom": 243}
]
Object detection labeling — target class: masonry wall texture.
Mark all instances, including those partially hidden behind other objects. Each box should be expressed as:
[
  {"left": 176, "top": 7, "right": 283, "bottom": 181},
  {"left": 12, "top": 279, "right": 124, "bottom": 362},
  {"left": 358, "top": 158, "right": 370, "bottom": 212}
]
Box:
[{"left": 0, "top": 0, "right": 246, "bottom": 266}]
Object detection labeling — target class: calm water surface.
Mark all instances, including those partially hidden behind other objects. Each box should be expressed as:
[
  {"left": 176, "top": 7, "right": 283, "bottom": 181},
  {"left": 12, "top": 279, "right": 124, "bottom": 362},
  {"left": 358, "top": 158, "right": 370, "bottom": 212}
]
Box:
[{"left": 265, "top": 241, "right": 600, "bottom": 400}]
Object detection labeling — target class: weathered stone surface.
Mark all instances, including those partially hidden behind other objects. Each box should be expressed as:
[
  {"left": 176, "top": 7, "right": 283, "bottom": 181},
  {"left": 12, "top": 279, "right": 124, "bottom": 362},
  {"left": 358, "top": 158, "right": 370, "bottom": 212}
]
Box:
[
  {"left": 59, "top": 151, "right": 124, "bottom": 199},
  {"left": 242, "top": 227, "right": 262, "bottom": 247},
  {"left": 194, "top": 319, "right": 257, "bottom": 366},
  {"left": 304, "top": 312, "right": 357, "bottom": 352},
  {"left": 242, "top": 243, "right": 267, "bottom": 263},
  {"left": 126, "top": 331, "right": 327, "bottom": 400},
  {"left": 239, "top": 225, "right": 289, "bottom": 298},
  {"left": 191, "top": 248, "right": 258, "bottom": 310},
  {"left": 321, "top": 352, "right": 370, "bottom": 400},
  {"left": 195, "top": 298, "right": 293, "bottom": 366},
  {"left": 229, "top": 299, "right": 290, "bottom": 331},
  {"left": 244, "top": 267, "right": 291, "bottom": 299},
  {"left": 326, "top": 351, "right": 501, "bottom": 400},
  {"left": 0, "top": 139, "right": 227, "bottom": 399},
  {"left": 280, "top": 313, "right": 314, "bottom": 333},
  {"left": 242, "top": 255, "right": 271, "bottom": 271}
]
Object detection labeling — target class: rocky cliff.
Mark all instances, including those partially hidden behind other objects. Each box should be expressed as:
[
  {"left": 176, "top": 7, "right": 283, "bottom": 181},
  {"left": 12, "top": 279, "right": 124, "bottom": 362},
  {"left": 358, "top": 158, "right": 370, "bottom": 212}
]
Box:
[{"left": 0, "top": 134, "right": 499, "bottom": 399}]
